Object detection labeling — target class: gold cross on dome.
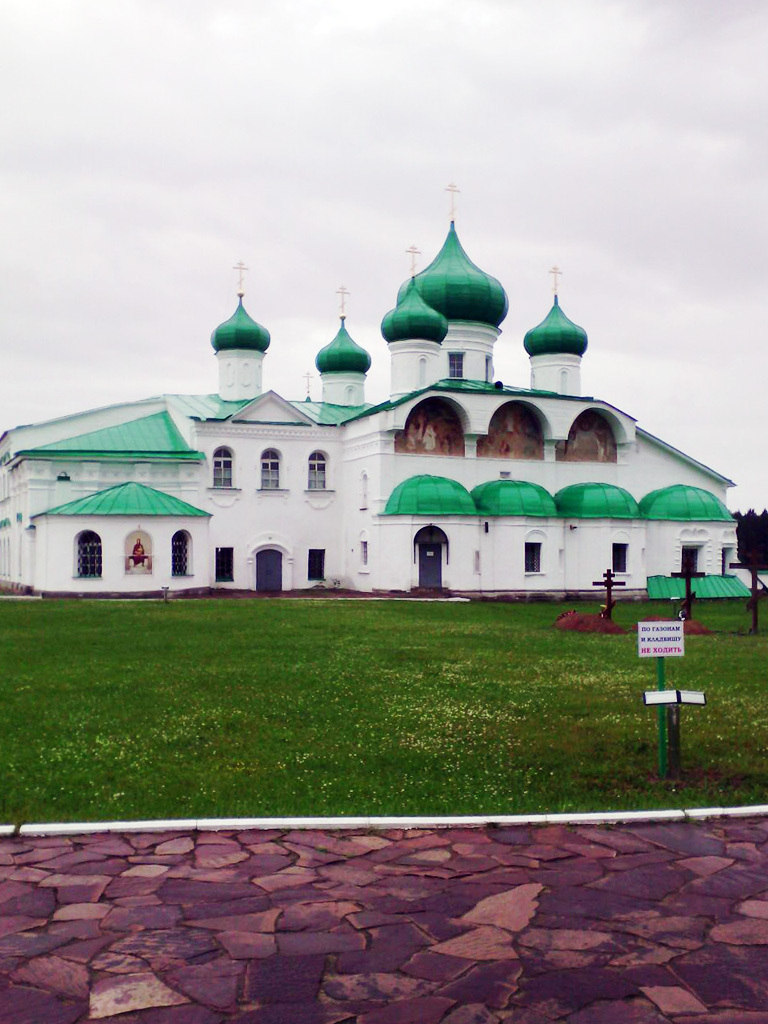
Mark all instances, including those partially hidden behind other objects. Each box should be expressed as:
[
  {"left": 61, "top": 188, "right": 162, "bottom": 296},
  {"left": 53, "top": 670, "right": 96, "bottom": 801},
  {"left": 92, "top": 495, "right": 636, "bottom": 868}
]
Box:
[
  {"left": 406, "top": 245, "right": 421, "bottom": 275},
  {"left": 336, "top": 284, "right": 349, "bottom": 317},
  {"left": 549, "top": 266, "right": 562, "bottom": 296},
  {"left": 233, "top": 261, "right": 248, "bottom": 297},
  {"left": 445, "top": 182, "right": 460, "bottom": 220}
]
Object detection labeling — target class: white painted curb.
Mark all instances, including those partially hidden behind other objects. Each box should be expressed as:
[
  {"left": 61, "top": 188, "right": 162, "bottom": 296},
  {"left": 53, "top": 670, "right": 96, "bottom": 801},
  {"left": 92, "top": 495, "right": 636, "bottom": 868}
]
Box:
[{"left": 8, "top": 804, "right": 768, "bottom": 837}]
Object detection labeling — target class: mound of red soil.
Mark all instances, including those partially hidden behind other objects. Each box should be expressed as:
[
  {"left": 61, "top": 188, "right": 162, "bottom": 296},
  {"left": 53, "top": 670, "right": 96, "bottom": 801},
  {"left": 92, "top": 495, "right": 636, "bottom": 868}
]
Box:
[
  {"left": 643, "top": 615, "right": 714, "bottom": 635},
  {"left": 554, "top": 610, "right": 626, "bottom": 634}
]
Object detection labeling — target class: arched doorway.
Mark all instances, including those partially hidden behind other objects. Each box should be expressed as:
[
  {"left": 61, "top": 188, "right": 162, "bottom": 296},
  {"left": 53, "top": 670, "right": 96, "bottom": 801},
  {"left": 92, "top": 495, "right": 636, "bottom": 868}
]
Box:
[
  {"left": 414, "top": 525, "right": 448, "bottom": 588},
  {"left": 256, "top": 549, "right": 283, "bottom": 592}
]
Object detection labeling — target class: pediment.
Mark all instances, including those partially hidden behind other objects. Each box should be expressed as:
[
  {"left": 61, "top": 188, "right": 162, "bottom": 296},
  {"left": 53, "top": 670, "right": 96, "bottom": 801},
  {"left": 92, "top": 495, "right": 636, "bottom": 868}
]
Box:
[{"left": 231, "top": 390, "right": 315, "bottom": 426}]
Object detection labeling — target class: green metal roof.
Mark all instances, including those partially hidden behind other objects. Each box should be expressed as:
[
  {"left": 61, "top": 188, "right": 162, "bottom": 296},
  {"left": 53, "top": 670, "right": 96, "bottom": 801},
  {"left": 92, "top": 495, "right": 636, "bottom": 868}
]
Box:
[
  {"left": 640, "top": 484, "right": 733, "bottom": 522},
  {"left": 211, "top": 297, "right": 270, "bottom": 353},
  {"left": 35, "top": 482, "right": 210, "bottom": 518},
  {"left": 471, "top": 479, "right": 557, "bottom": 517},
  {"left": 168, "top": 395, "right": 252, "bottom": 421},
  {"left": 647, "top": 574, "right": 750, "bottom": 600},
  {"left": 22, "top": 412, "right": 202, "bottom": 461},
  {"left": 381, "top": 278, "right": 449, "bottom": 344},
  {"left": 384, "top": 475, "right": 476, "bottom": 516},
  {"left": 288, "top": 401, "right": 372, "bottom": 425},
  {"left": 315, "top": 317, "right": 371, "bottom": 374},
  {"left": 524, "top": 296, "right": 588, "bottom": 357},
  {"left": 397, "top": 222, "right": 508, "bottom": 328},
  {"left": 556, "top": 482, "right": 641, "bottom": 519}
]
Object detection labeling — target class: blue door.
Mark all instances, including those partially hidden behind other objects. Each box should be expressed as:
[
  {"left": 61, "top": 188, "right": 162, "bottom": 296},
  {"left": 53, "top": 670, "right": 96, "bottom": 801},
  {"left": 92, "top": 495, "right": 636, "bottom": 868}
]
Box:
[
  {"left": 256, "top": 549, "right": 282, "bottom": 592},
  {"left": 418, "top": 543, "right": 442, "bottom": 588}
]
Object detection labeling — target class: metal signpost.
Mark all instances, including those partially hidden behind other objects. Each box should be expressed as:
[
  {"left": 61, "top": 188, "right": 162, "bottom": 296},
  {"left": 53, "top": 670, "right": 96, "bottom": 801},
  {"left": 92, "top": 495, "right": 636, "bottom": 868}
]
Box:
[
  {"left": 592, "top": 568, "right": 625, "bottom": 620},
  {"left": 637, "top": 621, "right": 685, "bottom": 778}
]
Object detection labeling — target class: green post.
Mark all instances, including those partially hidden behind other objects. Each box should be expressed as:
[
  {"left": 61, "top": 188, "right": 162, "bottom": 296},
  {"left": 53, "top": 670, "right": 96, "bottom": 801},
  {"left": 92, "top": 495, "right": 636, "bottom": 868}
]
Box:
[{"left": 657, "top": 656, "right": 668, "bottom": 778}]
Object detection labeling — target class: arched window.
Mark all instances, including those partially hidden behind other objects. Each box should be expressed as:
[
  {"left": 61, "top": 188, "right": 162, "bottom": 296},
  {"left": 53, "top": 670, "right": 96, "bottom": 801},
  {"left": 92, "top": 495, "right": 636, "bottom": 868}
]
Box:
[
  {"left": 171, "top": 530, "right": 191, "bottom": 576},
  {"left": 261, "top": 449, "right": 280, "bottom": 489},
  {"left": 77, "top": 531, "right": 102, "bottom": 577},
  {"left": 213, "top": 447, "right": 233, "bottom": 488},
  {"left": 308, "top": 451, "right": 326, "bottom": 490}
]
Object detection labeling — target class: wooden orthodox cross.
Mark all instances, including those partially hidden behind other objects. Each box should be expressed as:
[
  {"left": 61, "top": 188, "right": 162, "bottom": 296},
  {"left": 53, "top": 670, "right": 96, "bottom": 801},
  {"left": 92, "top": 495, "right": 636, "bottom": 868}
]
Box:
[
  {"left": 593, "top": 568, "right": 626, "bottom": 620},
  {"left": 671, "top": 555, "right": 705, "bottom": 621},
  {"left": 729, "top": 551, "right": 768, "bottom": 634}
]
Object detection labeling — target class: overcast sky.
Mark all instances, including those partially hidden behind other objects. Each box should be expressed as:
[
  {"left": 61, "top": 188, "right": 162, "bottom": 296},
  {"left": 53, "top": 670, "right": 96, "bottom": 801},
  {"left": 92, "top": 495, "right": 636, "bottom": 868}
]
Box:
[{"left": 2, "top": 0, "right": 766, "bottom": 509}]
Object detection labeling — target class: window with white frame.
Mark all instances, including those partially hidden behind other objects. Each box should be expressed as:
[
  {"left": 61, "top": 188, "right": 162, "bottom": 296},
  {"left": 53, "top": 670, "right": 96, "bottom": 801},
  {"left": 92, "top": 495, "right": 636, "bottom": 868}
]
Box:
[
  {"left": 308, "top": 451, "right": 326, "bottom": 490},
  {"left": 261, "top": 449, "right": 280, "bottom": 489},
  {"left": 213, "top": 447, "right": 233, "bottom": 488},
  {"left": 361, "top": 540, "right": 368, "bottom": 566},
  {"left": 448, "top": 352, "right": 464, "bottom": 379},
  {"left": 77, "top": 531, "right": 102, "bottom": 577},
  {"left": 172, "top": 531, "right": 191, "bottom": 576}
]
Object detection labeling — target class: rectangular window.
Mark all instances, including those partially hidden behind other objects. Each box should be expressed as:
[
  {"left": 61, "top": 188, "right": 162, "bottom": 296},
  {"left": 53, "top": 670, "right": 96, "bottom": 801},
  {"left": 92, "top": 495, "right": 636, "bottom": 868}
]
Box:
[
  {"left": 681, "top": 546, "right": 699, "bottom": 574},
  {"left": 215, "top": 547, "right": 234, "bottom": 582},
  {"left": 308, "top": 548, "right": 325, "bottom": 580},
  {"left": 612, "top": 543, "right": 628, "bottom": 573},
  {"left": 360, "top": 540, "right": 368, "bottom": 566},
  {"left": 525, "top": 542, "right": 541, "bottom": 573},
  {"left": 485, "top": 355, "right": 492, "bottom": 382},
  {"left": 448, "top": 352, "right": 464, "bottom": 379}
]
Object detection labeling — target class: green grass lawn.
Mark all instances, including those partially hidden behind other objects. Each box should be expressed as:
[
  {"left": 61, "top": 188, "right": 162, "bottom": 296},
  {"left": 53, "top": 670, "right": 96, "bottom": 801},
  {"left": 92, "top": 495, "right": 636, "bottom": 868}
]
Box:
[{"left": 1, "top": 597, "right": 766, "bottom": 823}]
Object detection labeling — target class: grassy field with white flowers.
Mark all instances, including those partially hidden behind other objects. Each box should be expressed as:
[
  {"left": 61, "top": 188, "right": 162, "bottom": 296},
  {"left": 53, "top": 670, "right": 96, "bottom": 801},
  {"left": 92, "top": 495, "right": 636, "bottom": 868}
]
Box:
[{"left": 1, "top": 597, "right": 766, "bottom": 823}]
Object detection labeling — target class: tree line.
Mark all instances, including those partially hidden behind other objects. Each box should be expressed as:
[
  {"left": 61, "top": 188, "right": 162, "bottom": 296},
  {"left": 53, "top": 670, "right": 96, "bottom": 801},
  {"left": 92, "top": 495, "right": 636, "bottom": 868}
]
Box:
[{"left": 734, "top": 509, "right": 768, "bottom": 564}]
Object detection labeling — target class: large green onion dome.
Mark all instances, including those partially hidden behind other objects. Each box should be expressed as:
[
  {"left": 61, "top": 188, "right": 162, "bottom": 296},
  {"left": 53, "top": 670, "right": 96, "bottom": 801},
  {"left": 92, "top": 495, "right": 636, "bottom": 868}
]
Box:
[
  {"left": 640, "top": 485, "right": 733, "bottom": 521},
  {"left": 381, "top": 278, "right": 449, "bottom": 344},
  {"left": 315, "top": 317, "right": 371, "bottom": 374},
  {"left": 397, "top": 222, "right": 508, "bottom": 328},
  {"left": 524, "top": 296, "right": 588, "bottom": 357},
  {"left": 211, "top": 297, "right": 270, "bottom": 353},
  {"left": 472, "top": 480, "right": 557, "bottom": 517},
  {"left": 384, "top": 475, "right": 476, "bottom": 515},
  {"left": 555, "top": 482, "right": 640, "bottom": 518}
]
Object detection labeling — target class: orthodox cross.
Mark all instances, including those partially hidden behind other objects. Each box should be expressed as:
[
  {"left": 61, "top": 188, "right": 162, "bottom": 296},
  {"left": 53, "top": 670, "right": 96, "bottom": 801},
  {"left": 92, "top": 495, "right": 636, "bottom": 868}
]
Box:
[
  {"left": 233, "top": 261, "right": 248, "bottom": 297},
  {"left": 336, "top": 285, "right": 349, "bottom": 318},
  {"left": 729, "top": 550, "right": 768, "bottom": 634},
  {"left": 671, "top": 557, "right": 705, "bottom": 621},
  {"left": 406, "top": 245, "right": 421, "bottom": 275},
  {"left": 445, "top": 182, "right": 460, "bottom": 220},
  {"left": 303, "top": 372, "right": 313, "bottom": 399},
  {"left": 549, "top": 266, "right": 562, "bottom": 297},
  {"left": 593, "top": 568, "right": 626, "bottom": 620}
]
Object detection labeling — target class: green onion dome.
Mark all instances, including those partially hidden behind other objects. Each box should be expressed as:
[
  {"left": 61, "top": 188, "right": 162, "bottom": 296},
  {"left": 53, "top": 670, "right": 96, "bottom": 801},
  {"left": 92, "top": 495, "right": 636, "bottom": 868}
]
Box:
[
  {"left": 211, "top": 297, "right": 270, "bottom": 353},
  {"left": 397, "top": 222, "right": 508, "bottom": 328},
  {"left": 381, "top": 278, "right": 449, "bottom": 344},
  {"left": 524, "top": 296, "right": 588, "bottom": 357},
  {"left": 555, "top": 482, "right": 640, "bottom": 518},
  {"left": 640, "top": 485, "right": 733, "bottom": 521},
  {"left": 472, "top": 480, "right": 557, "bottom": 517},
  {"left": 315, "top": 317, "right": 371, "bottom": 374},
  {"left": 384, "top": 475, "right": 476, "bottom": 515}
]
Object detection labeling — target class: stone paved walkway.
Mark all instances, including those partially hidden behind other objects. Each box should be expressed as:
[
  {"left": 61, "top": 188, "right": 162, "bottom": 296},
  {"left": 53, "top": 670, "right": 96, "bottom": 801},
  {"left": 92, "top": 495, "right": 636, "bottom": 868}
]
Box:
[{"left": 2, "top": 818, "right": 768, "bottom": 1022}]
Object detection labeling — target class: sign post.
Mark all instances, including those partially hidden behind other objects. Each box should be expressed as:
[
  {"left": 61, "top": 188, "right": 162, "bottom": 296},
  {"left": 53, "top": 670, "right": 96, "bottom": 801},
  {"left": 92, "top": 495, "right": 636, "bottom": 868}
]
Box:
[{"left": 638, "top": 621, "right": 685, "bottom": 778}]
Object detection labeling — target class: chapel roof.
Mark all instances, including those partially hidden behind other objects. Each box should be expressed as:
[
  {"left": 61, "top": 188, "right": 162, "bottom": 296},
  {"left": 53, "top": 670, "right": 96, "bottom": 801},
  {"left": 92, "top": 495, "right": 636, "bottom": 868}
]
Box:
[{"left": 34, "top": 481, "right": 210, "bottom": 518}]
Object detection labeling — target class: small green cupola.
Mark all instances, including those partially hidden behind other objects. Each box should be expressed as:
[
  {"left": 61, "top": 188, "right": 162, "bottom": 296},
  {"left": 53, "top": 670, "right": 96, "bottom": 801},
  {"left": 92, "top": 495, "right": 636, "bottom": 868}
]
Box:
[
  {"left": 524, "top": 296, "right": 587, "bottom": 358},
  {"left": 211, "top": 297, "right": 270, "bottom": 353},
  {"left": 315, "top": 317, "right": 371, "bottom": 374},
  {"left": 398, "top": 222, "right": 508, "bottom": 328},
  {"left": 316, "top": 316, "right": 371, "bottom": 406},
  {"left": 381, "top": 278, "right": 449, "bottom": 344}
]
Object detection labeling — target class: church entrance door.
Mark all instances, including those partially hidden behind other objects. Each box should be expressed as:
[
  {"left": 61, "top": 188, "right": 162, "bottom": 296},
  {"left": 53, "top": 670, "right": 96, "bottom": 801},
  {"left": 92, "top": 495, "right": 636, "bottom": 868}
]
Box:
[
  {"left": 256, "top": 549, "right": 282, "bottom": 592},
  {"left": 418, "top": 544, "right": 442, "bottom": 588}
]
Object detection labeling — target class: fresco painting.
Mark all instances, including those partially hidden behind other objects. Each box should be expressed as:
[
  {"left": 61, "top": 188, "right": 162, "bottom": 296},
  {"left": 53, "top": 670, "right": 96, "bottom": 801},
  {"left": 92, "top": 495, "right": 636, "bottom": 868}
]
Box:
[
  {"left": 477, "top": 402, "right": 544, "bottom": 459},
  {"left": 556, "top": 410, "right": 617, "bottom": 463},
  {"left": 125, "top": 531, "right": 153, "bottom": 573},
  {"left": 395, "top": 399, "right": 465, "bottom": 456}
]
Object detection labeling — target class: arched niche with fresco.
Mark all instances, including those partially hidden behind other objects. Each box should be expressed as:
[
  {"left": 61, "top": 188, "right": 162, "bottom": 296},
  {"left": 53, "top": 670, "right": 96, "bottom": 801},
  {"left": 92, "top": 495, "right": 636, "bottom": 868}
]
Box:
[
  {"left": 477, "top": 402, "right": 544, "bottom": 460},
  {"left": 556, "top": 409, "right": 617, "bottom": 463},
  {"left": 394, "top": 398, "right": 465, "bottom": 456}
]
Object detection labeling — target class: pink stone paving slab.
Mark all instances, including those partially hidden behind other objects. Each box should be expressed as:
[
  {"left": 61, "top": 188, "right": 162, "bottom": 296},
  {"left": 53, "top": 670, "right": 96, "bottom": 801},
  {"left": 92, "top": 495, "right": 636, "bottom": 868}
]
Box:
[{"left": 4, "top": 815, "right": 768, "bottom": 1020}]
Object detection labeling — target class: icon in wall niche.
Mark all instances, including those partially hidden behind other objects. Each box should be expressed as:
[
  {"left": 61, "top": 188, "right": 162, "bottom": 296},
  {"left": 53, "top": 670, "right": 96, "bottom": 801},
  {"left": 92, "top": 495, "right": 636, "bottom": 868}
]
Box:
[{"left": 125, "top": 531, "right": 153, "bottom": 573}]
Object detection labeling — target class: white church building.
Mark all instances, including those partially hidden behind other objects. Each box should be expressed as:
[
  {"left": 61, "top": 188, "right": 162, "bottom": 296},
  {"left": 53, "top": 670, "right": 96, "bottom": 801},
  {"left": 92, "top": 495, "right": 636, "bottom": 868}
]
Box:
[{"left": 0, "top": 221, "right": 742, "bottom": 598}]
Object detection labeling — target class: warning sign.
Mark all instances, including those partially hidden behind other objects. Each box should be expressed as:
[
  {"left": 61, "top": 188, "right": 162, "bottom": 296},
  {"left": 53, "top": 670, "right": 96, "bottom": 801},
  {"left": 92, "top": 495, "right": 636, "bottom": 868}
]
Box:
[{"left": 637, "top": 620, "right": 685, "bottom": 658}]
